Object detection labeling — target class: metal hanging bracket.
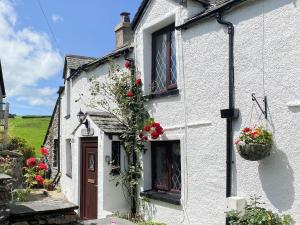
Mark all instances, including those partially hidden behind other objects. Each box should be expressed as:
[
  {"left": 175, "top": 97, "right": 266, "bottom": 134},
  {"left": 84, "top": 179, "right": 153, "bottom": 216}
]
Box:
[{"left": 251, "top": 93, "right": 268, "bottom": 119}]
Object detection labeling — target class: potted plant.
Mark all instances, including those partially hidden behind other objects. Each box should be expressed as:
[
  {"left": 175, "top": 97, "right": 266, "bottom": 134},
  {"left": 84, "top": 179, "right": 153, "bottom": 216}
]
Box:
[
  {"left": 43, "top": 179, "right": 55, "bottom": 191},
  {"left": 235, "top": 127, "right": 273, "bottom": 161}
]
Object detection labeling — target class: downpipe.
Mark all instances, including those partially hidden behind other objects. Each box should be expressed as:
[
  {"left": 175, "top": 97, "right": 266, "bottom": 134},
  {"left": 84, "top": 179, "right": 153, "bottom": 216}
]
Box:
[{"left": 215, "top": 13, "right": 239, "bottom": 225}]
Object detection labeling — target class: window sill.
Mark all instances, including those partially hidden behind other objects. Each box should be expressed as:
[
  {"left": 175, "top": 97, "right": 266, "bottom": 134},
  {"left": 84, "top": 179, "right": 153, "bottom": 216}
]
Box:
[
  {"left": 145, "top": 89, "right": 179, "bottom": 100},
  {"left": 64, "top": 115, "right": 70, "bottom": 120},
  {"left": 140, "top": 190, "right": 181, "bottom": 205}
]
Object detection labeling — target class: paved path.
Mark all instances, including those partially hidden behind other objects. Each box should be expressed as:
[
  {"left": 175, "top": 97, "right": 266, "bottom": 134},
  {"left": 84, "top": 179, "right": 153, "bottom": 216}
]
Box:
[{"left": 80, "top": 217, "right": 136, "bottom": 225}]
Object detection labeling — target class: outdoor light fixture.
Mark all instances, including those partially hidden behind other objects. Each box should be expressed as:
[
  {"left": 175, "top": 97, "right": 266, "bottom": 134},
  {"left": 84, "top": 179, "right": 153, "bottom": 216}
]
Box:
[{"left": 77, "top": 109, "right": 89, "bottom": 129}]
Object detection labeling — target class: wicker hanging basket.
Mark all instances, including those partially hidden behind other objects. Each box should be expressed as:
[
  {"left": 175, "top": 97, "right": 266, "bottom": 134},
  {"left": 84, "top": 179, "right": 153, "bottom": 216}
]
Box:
[{"left": 236, "top": 144, "right": 272, "bottom": 161}]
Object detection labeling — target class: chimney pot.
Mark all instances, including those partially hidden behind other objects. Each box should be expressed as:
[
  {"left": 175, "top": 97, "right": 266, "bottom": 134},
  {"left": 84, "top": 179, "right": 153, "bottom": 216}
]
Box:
[{"left": 120, "top": 12, "right": 130, "bottom": 22}]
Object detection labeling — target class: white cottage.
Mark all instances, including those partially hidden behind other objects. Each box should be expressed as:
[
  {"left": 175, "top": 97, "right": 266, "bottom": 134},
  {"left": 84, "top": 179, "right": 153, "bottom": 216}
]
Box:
[{"left": 57, "top": 0, "right": 300, "bottom": 224}]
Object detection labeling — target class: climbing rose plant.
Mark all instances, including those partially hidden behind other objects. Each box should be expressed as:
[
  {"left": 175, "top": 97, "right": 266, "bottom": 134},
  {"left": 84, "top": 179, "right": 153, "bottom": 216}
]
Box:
[
  {"left": 24, "top": 147, "right": 49, "bottom": 188},
  {"left": 79, "top": 59, "right": 164, "bottom": 218}
]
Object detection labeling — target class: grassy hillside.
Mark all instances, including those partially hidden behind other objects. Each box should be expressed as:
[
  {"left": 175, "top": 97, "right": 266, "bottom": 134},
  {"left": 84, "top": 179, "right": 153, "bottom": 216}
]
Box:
[{"left": 9, "top": 116, "right": 51, "bottom": 155}]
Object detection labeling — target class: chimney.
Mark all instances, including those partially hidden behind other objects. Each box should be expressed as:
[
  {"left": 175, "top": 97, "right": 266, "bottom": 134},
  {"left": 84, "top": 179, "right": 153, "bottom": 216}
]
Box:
[{"left": 114, "top": 12, "right": 133, "bottom": 49}]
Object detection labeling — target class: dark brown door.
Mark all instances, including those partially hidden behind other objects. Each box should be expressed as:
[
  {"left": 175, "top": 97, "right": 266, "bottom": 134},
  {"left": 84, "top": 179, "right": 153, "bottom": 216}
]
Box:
[{"left": 80, "top": 141, "right": 98, "bottom": 220}]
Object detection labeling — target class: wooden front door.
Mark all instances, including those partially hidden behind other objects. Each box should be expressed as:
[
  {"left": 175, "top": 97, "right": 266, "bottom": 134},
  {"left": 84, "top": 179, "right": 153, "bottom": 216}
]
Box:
[{"left": 80, "top": 141, "right": 98, "bottom": 220}]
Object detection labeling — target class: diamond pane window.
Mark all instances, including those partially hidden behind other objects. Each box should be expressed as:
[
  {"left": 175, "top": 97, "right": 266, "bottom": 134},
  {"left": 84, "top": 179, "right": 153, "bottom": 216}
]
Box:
[
  {"left": 152, "top": 141, "right": 181, "bottom": 193},
  {"left": 152, "top": 24, "right": 177, "bottom": 93}
]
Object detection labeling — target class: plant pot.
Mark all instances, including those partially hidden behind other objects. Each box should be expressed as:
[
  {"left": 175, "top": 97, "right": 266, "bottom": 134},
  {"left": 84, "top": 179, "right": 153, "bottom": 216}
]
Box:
[
  {"left": 45, "top": 184, "right": 55, "bottom": 191},
  {"left": 236, "top": 144, "right": 272, "bottom": 161}
]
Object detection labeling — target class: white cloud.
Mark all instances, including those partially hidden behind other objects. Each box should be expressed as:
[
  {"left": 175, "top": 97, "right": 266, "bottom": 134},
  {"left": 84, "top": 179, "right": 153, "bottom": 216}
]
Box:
[
  {"left": 51, "top": 14, "right": 63, "bottom": 23},
  {"left": 0, "top": 0, "right": 63, "bottom": 109}
]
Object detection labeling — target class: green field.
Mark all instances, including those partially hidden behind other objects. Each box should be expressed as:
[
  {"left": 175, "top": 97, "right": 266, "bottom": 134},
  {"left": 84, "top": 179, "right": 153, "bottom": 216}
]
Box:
[{"left": 9, "top": 116, "right": 51, "bottom": 156}]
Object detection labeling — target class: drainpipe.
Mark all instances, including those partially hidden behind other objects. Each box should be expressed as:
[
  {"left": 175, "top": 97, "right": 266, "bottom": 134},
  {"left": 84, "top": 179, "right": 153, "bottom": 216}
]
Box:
[{"left": 215, "top": 13, "right": 239, "bottom": 224}]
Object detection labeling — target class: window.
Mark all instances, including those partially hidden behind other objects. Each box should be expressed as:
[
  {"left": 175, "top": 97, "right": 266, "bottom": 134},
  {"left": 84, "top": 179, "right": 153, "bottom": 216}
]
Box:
[
  {"left": 152, "top": 141, "right": 181, "bottom": 192},
  {"left": 152, "top": 24, "right": 177, "bottom": 93},
  {"left": 111, "top": 141, "right": 121, "bottom": 175},
  {"left": 66, "top": 139, "right": 72, "bottom": 178},
  {"left": 53, "top": 139, "right": 58, "bottom": 167}
]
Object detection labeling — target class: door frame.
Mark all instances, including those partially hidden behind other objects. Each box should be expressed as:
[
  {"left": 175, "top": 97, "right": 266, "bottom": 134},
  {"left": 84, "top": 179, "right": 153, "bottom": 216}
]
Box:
[{"left": 80, "top": 137, "right": 98, "bottom": 220}]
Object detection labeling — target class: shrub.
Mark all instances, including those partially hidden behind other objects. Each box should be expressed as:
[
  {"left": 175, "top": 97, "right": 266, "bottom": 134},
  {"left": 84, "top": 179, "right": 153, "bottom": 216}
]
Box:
[
  {"left": 7, "top": 137, "right": 36, "bottom": 162},
  {"left": 227, "top": 196, "right": 294, "bottom": 225},
  {"left": 7, "top": 137, "right": 27, "bottom": 151},
  {"left": 139, "top": 222, "right": 166, "bottom": 225},
  {"left": 12, "top": 188, "right": 31, "bottom": 202}
]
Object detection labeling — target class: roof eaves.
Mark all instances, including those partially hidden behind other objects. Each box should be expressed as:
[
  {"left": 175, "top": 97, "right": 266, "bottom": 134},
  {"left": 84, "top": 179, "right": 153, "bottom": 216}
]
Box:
[
  {"left": 176, "top": 0, "right": 247, "bottom": 30},
  {"left": 67, "top": 44, "right": 133, "bottom": 81},
  {"left": 131, "top": 0, "right": 150, "bottom": 31}
]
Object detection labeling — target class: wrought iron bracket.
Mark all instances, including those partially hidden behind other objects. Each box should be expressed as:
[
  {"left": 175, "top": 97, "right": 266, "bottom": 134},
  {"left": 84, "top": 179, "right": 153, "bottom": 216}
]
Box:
[{"left": 251, "top": 93, "right": 268, "bottom": 119}]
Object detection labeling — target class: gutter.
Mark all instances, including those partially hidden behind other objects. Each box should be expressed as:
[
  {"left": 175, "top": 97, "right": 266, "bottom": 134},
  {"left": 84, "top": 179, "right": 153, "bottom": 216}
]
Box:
[{"left": 175, "top": 0, "right": 247, "bottom": 30}]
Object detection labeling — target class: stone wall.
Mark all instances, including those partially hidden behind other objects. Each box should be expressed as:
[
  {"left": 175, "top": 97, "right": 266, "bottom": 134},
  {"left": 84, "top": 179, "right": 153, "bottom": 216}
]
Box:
[{"left": 44, "top": 100, "right": 59, "bottom": 179}]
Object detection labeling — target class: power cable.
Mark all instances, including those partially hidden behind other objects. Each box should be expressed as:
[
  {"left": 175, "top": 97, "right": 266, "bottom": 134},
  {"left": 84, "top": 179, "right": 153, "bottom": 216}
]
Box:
[{"left": 36, "top": 0, "right": 63, "bottom": 55}]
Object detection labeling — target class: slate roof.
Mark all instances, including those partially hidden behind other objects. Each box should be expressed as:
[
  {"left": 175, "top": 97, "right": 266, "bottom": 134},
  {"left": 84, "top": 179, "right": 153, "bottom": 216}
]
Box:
[
  {"left": 88, "top": 112, "right": 126, "bottom": 134},
  {"left": 65, "top": 55, "right": 96, "bottom": 70},
  {"left": 68, "top": 44, "right": 133, "bottom": 81},
  {"left": 63, "top": 55, "right": 97, "bottom": 79}
]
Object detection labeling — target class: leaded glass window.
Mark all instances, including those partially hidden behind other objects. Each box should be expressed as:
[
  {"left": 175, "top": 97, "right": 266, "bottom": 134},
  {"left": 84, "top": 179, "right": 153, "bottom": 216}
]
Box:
[
  {"left": 152, "top": 24, "right": 177, "bottom": 93},
  {"left": 152, "top": 141, "right": 181, "bottom": 192}
]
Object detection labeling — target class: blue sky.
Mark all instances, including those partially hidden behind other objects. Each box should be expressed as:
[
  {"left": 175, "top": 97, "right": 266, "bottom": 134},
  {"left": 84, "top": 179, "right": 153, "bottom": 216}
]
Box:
[{"left": 0, "top": 0, "right": 140, "bottom": 115}]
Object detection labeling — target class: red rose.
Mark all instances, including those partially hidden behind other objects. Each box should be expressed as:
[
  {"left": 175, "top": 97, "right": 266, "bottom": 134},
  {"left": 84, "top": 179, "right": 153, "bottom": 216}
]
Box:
[
  {"left": 127, "top": 91, "right": 134, "bottom": 97},
  {"left": 135, "top": 79, "right": 142, "bottom": 86},
  {"left": 156, "top": 126, "right": 164, "bottom": 135},
  {"left": 35, "top": 175, "right": 44, "bottom": 185},
  {"left": 151, "top": 130, "right": 159, "bottom": 139},
  {"left": 142, "top": 136, "right": 148, "bottom": 141},
  {"left": 125, "top": 60, "right": 131, "bottom": 69},
  {"left": 38, "top": 162, "right": 48, "bottom": 171},
  {"left": 243, "top": 127, "right": 251, "bottom": 133},
  {"left": 26, "top": 157, "right": 36, "bottom": 167},
  {"left": 144, "top": 125, "right": 151, "bottom": 132},
  {"left": 139, "top": 133, "right": 144, "bottom": 139},
  {"left": 40, "top": 147, "right": 49, "bottom": 156},
  {"left": 152, "top": 122, "right": 161, "bottom": 128}
]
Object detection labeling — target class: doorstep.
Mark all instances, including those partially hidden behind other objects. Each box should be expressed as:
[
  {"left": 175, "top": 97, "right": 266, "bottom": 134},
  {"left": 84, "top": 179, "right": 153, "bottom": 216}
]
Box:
[{"left": 79, "top": 217, "right": 136, "bottom": 225}]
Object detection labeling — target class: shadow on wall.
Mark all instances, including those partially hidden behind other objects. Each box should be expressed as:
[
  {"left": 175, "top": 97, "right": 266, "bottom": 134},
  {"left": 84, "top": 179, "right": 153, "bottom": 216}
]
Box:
[{"left": 258, "top": 147, "right": 295, "bottom": 212}]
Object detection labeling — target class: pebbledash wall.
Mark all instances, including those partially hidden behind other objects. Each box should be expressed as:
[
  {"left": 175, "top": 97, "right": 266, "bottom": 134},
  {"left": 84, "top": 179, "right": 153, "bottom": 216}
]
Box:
[
  {"left": 59, "top": 56, "right": 131, "bottom": 218},
  {"left": 134, "top": 0, "right": 300, "bottom": 224}
]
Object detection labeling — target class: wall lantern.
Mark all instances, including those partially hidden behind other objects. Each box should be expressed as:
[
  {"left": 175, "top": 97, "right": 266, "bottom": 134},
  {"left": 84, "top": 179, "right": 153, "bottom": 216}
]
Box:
[{"left": 77, "top": 109, "right": 89, "bottom": 129}]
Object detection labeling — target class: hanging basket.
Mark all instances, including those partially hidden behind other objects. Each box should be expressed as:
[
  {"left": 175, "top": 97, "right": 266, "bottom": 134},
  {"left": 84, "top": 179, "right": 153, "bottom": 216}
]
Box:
[{"left": 236, "top": 143, "right": 272, "bottom": 161}]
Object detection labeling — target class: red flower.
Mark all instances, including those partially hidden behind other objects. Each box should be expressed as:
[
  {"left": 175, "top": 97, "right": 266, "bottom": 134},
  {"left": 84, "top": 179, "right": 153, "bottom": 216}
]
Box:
[
  {"left": 125, "top": 60, "right": 131, "bottom": 69},
  {"left": 127, "top": 91, "right": 134, "bottom": 97},
  {"left": 26, "top": 157, "right": 36, "bottom": 167},
  {"left": 139, "top": 133, "right": 144, "bottom": 139},
  {"left": 142, "top": 136, "right": 148, "bottom": 141},
  {"left": 152, "top": 122, "right": 161, "bottom": 128},
  {"left": 243, "top": 127, "right": 252, "bottom": 133},
  {"left": 155, "top": 126, "right": 164, "bottom": 135},
  {"left": 151, "top": 130, "right": 159, "bottom": 139},
  {"left": 35, "top": 175, "right": 44, "bottom": 185},
  {"left": 144, "top": 125, "right": 151, "bottom": 132},
  {"left": 251, "top": 131, "right": 258, "bottom": 138},
  {"left": 40, "top": 147, "right": 49, "bottom": 156},
  {"left": 135, "top": 79, "right": 142, "bottom": 86},
  {"left": 38, "top": 162, "right": 48, "bottom": 171}
]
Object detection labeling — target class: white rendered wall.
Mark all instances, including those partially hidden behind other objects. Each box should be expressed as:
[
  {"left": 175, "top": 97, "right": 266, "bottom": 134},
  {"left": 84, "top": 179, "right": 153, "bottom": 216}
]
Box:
[
  {"left": 59, "top": 55, "right": 130, "bottom": 218},
  {"left": 135, "top": 0, "right": 300, "bottom": 224}
]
